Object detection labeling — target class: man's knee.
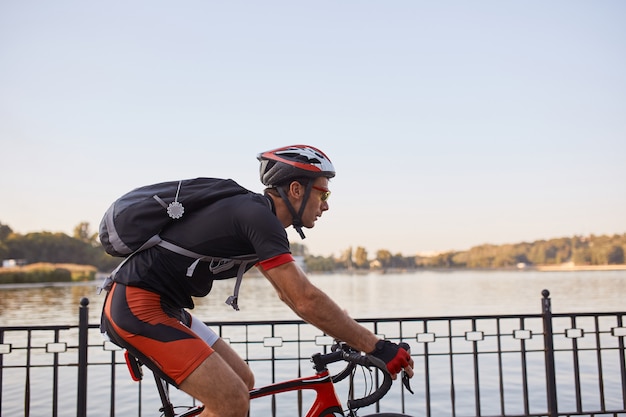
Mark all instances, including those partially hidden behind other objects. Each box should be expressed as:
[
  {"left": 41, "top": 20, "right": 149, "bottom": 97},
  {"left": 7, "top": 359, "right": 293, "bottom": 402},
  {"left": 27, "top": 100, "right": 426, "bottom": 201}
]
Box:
[
  {"left": 180, "top": 354, "right": 250, "bottom": 417},
  {"left": 198, "top": 393, "right": 248, "bottom": 417},
  {"left": 200, "top": 379, "right": 248, "bottom": 417},
  {"left": 204, "top": 378, "right": 249, "bottom": 417},
  {"left": 242, "top": 367, "right": 255, "bottom": 389},
  {"left": 211, "top": 338, "right": 255, "bottom": 389}
]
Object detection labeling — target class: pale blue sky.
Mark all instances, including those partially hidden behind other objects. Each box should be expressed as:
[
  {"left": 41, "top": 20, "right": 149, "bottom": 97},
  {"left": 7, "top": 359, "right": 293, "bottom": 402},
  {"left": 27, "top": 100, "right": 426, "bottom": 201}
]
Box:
[{"left": 1, "top": 1, "right": 625, "bottom": 257}]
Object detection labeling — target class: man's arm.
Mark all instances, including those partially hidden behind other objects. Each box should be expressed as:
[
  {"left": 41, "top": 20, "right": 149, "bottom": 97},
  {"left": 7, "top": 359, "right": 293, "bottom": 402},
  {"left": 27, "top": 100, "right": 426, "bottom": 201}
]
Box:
[
  {"left": 259, "top": 261, "right": 380, "bottom": 353},
  {"left": 260, "top": 260, "right": 415, "bottom": 378}
]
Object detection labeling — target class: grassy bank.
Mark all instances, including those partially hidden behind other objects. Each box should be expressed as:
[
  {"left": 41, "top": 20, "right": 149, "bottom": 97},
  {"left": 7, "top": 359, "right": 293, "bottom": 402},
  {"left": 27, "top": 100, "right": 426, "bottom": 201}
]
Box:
[{"left": 0, "top": 263, "right": 97, "bottom": 284}]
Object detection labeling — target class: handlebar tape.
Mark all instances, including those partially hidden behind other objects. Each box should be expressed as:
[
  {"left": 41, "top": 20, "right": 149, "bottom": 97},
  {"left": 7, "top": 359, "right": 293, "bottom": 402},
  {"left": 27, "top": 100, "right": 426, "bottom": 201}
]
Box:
[
  {"left": 343, "top": 353, "right": 393, "bottom": 409},
  {"left": 313, "top": 346, "right": 395, "bottom": 409}
]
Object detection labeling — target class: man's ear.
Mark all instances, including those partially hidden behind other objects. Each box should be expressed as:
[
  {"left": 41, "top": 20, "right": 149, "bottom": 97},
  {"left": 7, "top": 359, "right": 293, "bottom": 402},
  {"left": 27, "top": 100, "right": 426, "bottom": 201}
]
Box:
[{"left": 289, "top": 181, "right": 303, "bottom": 199}]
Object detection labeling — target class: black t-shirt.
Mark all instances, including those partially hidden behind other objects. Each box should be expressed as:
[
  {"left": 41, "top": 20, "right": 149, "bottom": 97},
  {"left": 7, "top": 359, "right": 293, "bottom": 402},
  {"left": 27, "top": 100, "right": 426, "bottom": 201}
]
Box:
[{"left": 113, "top": 192, "right": 291, "bottom": 308}]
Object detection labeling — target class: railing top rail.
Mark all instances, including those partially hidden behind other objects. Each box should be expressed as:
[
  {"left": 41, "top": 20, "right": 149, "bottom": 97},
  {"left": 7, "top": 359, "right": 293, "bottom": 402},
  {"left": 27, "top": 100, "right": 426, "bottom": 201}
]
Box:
[
  {"left": 2, "top": 311, "right": 625, "bottom": 332},
  {"left": 551, "top": 311, "right": 626, "bottom": 318},
  {"left": 0, "top": 325, "right": 73, "bottom": 332}
]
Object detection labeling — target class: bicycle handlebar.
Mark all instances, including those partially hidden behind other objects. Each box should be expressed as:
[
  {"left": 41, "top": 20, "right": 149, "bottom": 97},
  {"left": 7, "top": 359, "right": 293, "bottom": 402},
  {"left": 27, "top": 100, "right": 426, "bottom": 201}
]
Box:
[
  {"left": 343, "top": 351, "right": 393, "bottom": 409},
  {"left": 311, "top": 345, "right": 393, "bottom": 410}
]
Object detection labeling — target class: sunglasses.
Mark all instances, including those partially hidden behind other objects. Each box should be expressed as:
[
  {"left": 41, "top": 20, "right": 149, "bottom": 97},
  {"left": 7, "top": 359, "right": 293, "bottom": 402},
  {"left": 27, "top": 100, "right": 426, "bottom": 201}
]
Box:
[{"left": 311, "top": 185, "right": 331, "bottom": 202}]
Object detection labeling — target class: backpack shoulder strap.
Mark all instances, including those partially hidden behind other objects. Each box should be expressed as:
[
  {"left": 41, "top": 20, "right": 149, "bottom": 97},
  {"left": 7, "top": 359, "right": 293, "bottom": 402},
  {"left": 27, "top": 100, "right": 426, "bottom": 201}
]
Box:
[
  {"left": 96, "top": 234, "right": 164, "bottom": 294},
  {"left": 98, "top": 236, "right": 258, "bottom": 311},
  {"left": 223, "top": 259, "right": 257, "bottom": 311},
  {"left": 157, "top": 240, "right": 258, "bottom": 311}
]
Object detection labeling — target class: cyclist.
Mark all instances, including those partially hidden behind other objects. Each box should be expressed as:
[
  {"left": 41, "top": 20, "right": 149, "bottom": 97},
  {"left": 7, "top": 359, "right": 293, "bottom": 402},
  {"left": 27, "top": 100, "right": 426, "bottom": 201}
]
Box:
[{"left": 100, "top": 145, "right": 414, "bottom": 417}]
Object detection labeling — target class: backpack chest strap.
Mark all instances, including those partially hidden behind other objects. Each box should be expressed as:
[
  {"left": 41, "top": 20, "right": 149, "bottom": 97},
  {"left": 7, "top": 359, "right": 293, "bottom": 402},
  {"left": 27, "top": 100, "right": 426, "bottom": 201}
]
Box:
[{"left": 157, "top": 239, "right": 258, "bottom": 310}]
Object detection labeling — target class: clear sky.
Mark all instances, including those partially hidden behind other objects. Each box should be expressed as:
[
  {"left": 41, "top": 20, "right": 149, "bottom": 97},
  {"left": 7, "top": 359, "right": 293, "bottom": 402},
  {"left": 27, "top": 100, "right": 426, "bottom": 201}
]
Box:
[{"left": 1, "top": 1, "right": 625, "bottom": 258}]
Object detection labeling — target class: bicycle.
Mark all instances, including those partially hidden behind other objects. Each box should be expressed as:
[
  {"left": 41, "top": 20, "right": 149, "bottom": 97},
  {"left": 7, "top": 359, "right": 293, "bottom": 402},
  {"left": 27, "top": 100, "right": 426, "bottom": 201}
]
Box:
[{"left": 124, "top": 341, "right": 414, "bottom": 417}]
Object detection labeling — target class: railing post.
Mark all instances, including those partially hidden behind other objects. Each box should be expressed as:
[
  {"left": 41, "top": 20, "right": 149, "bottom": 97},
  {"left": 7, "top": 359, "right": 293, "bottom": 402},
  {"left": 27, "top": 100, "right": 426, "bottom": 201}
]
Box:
[
  {"left": 0, "top": 329, "right": 4, "bottom": 417},
  {"left": 77, "top": 297, "right": 89, "bottom": 417},
  {"left": 542, "top": 289, "right": 558, "bottom": 417}
]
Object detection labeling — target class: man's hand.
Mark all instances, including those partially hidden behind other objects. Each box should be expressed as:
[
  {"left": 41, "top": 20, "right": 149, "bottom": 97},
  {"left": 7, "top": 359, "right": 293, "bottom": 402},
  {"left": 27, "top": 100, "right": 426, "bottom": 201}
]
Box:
[{"left": 369, "top": 340, "right": 414, "bottom": 378}]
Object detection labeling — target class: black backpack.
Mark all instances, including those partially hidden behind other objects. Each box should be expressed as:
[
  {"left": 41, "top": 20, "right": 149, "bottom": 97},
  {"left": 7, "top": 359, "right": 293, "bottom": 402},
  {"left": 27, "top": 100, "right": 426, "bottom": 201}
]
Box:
[
  {"left": 98, "top": 178, "right": 258, "bottom": 310},
  {"left": 99, "top": 177, "right": 249, "bottom": 256}
]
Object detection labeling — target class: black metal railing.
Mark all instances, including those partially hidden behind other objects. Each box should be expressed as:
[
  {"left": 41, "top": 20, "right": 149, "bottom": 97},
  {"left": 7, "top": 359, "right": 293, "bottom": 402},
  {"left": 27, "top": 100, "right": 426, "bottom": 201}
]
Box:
[{"left": 1, "top": 290, "right": 625, "bottom": 417}]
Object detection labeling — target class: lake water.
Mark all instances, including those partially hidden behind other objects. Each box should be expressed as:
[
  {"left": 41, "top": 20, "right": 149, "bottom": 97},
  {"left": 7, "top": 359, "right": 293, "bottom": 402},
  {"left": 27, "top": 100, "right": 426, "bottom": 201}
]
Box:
[
  {"left": 2, "top": 269, "right": 625, "bottom": 326},
  {"left": 1, "top": 269, "right": 625, "bottom": 416}
]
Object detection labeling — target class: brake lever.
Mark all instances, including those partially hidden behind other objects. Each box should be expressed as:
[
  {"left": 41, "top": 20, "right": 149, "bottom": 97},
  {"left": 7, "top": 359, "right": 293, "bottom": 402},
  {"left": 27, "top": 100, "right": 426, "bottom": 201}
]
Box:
[{"left": 402, "top": 371, "right": 414, "bottom": 394}]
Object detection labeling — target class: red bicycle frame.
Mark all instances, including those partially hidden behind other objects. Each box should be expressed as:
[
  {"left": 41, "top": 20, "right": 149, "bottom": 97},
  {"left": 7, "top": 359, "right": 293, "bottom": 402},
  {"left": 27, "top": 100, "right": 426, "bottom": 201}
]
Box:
[{"left": 250, "top": 368, "right": 344, "bottom": 417}]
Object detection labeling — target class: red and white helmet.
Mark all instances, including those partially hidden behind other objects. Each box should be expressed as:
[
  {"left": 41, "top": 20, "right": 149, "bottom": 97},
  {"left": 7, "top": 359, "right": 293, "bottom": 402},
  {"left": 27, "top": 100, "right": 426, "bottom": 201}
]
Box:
[{"left": 257, "top": 145, "right": 336, "bottom": 187}]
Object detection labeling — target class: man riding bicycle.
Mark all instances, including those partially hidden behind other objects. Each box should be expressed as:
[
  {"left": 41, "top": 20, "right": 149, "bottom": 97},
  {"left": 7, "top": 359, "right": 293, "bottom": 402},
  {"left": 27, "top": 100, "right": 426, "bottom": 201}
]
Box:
[{"left": 100, "top": 145, "right": 414, "bottom": 417}]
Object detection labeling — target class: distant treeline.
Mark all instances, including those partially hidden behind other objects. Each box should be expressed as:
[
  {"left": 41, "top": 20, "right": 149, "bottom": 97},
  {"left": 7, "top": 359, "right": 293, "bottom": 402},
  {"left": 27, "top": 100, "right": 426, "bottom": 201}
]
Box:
[
  {"left": 298, "top": 234, "right": 626, "bottom": 272},
  {"left": 1, "top": 221, "right": 624, "bottom": 274},
  {"left": 417, "top": 234, "right": 626, "bottom": 269},
  {"left": 0, "top": 262, "right": 97, "bottom": 284},
  {"left": 0, "top": 221, "right": 120, "bottom": 272}
]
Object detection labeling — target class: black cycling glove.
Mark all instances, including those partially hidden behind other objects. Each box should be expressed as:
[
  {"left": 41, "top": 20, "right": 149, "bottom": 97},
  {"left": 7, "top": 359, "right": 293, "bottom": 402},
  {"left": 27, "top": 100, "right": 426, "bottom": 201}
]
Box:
[{"left": 369, "top": 339, "right": 411, "bottom": 375}]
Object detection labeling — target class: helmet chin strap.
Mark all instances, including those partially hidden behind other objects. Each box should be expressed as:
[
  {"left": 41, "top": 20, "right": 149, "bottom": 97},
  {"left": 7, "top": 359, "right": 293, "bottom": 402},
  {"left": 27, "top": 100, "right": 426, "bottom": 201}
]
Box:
[{"left": 276, "top": 182, "right": 313, "bottom": 239}]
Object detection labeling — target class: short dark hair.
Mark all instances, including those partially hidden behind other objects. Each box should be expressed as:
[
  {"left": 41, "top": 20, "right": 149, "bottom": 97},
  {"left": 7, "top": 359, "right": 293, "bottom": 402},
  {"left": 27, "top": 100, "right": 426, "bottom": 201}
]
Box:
[{"left": 264, "top": 178, "right": 311, "bottom": 197}]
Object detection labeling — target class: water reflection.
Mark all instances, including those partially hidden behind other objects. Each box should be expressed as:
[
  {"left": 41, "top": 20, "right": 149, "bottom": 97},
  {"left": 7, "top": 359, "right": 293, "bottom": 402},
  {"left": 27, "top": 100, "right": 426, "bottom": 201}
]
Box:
[
  {"left": 1, "top": 270, "right": 625, "bottom": 327},
  {"left": 0, "top": 283, "right": 100, "bottom": 326}
]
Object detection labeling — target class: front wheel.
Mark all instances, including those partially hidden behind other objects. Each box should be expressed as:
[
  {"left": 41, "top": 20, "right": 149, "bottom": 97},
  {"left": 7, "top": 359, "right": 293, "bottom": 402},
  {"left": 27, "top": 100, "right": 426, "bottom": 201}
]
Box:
[{"left": 360, "top": 414, "right": 413, "bottom": 417}]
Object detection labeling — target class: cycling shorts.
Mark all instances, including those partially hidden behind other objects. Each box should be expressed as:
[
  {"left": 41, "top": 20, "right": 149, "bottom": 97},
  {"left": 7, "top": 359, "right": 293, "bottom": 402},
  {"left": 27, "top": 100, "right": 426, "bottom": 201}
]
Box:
[{"left": 101, "top": 283, "right": 216, "bottom": 387}]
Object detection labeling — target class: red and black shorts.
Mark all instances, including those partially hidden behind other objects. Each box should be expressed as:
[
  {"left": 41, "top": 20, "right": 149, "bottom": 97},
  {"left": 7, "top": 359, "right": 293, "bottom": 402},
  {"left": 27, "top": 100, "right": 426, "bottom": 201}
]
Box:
[{"left": 101, "top": 283, "right": 214, "bottom": 387}]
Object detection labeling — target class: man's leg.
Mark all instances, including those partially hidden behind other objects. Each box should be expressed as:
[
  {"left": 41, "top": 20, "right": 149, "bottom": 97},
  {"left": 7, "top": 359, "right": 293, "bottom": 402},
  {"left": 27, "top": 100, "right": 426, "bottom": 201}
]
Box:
[
  {"left": 212, "top": 338, "right": 255, "bottom": 389},
  {"left": 187, "top": 315, "right": 255, "bottom": 389},
  {"left": 179, "top": 349, "right": 250, "bottom": 417}
]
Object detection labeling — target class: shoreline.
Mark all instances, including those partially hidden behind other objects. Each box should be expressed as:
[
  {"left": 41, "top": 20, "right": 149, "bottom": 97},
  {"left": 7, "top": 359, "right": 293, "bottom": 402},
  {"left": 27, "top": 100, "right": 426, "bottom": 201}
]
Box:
[{"left": 532, "top": 264, "right": 626, "bottom": 272}]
